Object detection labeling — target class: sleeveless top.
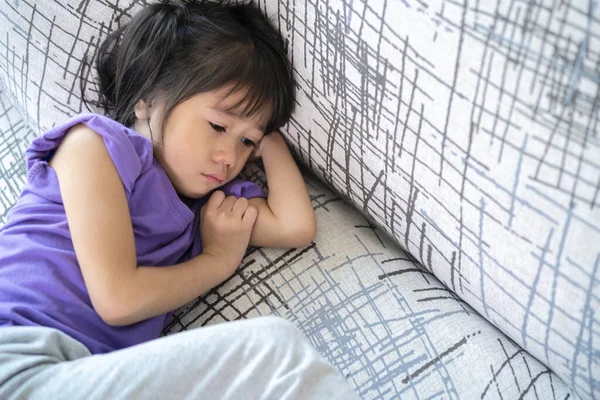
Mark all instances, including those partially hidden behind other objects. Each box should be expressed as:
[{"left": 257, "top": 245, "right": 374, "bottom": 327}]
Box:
[{"left": 0, "top": 113, "right": 265, "bottom": 354}]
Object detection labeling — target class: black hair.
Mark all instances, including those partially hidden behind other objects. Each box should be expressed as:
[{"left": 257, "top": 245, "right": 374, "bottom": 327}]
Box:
[{"left": 82, "top": 1, "right": 294, "bottom": 135}]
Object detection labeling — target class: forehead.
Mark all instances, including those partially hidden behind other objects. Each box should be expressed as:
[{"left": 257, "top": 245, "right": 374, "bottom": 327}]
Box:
[{"left": 209, "top": 86, "right": 272, "bottom": 131}]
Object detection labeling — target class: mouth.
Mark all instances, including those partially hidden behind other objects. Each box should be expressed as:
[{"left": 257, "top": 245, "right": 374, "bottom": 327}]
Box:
[{"left": 202, "top": 174, "right": 224, "bottom": 184}]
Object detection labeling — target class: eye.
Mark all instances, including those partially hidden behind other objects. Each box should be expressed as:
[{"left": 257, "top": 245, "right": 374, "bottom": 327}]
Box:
[
  {"left": 209, "top": 122, "right": 226, "bottom": 133},
  {"left": 241, "top": 137, "right": 256, "bottom": 147}
]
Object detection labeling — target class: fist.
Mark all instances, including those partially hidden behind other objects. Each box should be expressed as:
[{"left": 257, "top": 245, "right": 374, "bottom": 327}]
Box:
[{"left": 200, "top": 191, "right": 258, "bottom": 274}]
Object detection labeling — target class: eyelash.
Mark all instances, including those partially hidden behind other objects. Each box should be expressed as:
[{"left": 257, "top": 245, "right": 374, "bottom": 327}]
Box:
[
  {"left": 209, "top": 122, "right": 226, "bottom": 133},
  {"left": 210, "top": 122, "right": 256, "bottom": 148},
  {"left": 241, "top": 138, "right": 256, "bottom": 147}
]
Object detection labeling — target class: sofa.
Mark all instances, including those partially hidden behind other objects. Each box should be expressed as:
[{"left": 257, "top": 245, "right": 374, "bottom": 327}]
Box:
[{"left": 0, "top": 0, "right": 598, "bottom": 399}]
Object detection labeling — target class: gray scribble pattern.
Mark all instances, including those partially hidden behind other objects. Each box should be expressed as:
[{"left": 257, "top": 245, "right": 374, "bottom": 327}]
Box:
[
  {"left": 0, "top": 0, "right": 595, "bottom": 398},
  {"left": 0, "top": 82, "right": 34, "bottom": 225},
  {"left": 264, "top": 0, "right": 599, "bottom": 397},
  {"left": 163, "top": 168, "right": 576, "bottom": 399}
]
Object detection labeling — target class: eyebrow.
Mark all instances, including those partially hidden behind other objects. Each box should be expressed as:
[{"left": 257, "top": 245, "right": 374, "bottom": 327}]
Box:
[{"left": 210, "top": 107, "right": 267, "bottom": 132}]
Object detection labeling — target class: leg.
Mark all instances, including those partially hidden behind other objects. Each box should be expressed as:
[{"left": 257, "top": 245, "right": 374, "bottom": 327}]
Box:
[{"left": 0, "top": 317, "right": 360, "bottom": 400}]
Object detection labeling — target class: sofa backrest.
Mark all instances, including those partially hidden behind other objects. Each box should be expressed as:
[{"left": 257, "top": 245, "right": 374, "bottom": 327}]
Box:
[{"left": 0, "top": 1, "right": 598, "bottom": 397}]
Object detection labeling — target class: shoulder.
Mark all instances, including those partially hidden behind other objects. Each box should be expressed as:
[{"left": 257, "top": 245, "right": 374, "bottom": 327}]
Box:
[
  {"left": 37, "top": 113, "right": 154, "bottom": 166},
  {"left": 60, "top": 122, "right": 103, "bottom": 146},
  {"left": 70, "top": 113, "right": 154, "bottom": 169},
  {"left": 49, "top": 122, "right": 118, "bottom": 182},
  {"left": 51, "top": 123, "right": 109, "bottom": 163},
  {"left": 34, "top": 113, "right": 154, "bottom": 196}
]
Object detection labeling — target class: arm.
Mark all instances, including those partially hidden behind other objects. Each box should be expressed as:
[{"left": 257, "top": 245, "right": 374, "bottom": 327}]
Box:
[
  {"left": 51, "top": 124, "right": 252, "bottom": 326},
  {"left": 247, "top": 131, "right": 317, "bottom": 248}
]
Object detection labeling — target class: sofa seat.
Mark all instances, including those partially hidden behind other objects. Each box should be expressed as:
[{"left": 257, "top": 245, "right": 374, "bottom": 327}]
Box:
[{"left": 0, "top": 85, "right": 575, "bottom": 398}]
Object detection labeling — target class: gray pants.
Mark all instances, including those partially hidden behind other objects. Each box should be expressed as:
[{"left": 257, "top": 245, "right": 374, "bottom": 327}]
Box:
[{"left": 0, "top": 316, "right": 360, "bottom": 399}]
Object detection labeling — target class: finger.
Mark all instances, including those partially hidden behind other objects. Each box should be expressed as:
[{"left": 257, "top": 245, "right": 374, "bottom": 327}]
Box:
[
  {"left": 242, "top": 205, "right": 258, "bottom": 226},
  {"left": 232, "top": 197, "right": 249, "bottom": 218},
  {"left": 206, "top": 190, "right": 226, "bottom": 210},
  {"left": 220, "top": 196, "right": 238, "bottom": 211}
]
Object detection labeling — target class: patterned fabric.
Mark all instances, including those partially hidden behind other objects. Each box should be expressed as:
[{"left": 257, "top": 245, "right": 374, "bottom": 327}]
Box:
[
  {"left": 272, "top": 1, "right": 599, "bottom": 398},
  {"left": 165, "top": 167, "right": 574, "bottom": 399},
  {"left": 0, "top": 0, "right": 593, "bottom": 398},
  {"left": 0, "top": 91, "right": 577, "bottom": 398},
  {"left": 0, "top": 82, "right": 35, "bottom": 225}
]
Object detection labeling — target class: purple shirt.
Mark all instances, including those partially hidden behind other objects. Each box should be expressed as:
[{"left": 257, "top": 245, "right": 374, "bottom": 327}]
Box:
[{"left": 0, "top": 113, "right": 265, "bottom": 354}]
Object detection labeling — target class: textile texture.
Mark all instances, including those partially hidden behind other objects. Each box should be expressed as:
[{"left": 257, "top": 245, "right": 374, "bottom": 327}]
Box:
[
  {"left": 0, "top": 318, "right": 360, "bottom": 400},
  {"left": 0, "top": 82, "right": 576, "bottom": 398},
  {"left": 272, "top": 2, "right": 600, "bottom": 398},
  {"left": 0, "top": 0, "right": 596, "bottom": 398}
]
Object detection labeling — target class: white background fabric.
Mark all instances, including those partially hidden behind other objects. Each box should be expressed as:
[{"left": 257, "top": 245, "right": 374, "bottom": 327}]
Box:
[{"left": 0, "top": 0, "right": 596, "bottom": 398}]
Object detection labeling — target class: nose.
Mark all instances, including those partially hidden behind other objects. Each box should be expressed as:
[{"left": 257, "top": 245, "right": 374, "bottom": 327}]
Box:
[{"left": 212, "top": 138, "right": 237, "bottom": 168}]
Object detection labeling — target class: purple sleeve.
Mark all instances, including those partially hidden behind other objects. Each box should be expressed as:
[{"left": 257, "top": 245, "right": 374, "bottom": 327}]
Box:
[
  {"left": 25, "top": 113, "right": 151, "bottom": 197},
  {"left": 219, "top": 178, "right": 266, "bottom": 199}
]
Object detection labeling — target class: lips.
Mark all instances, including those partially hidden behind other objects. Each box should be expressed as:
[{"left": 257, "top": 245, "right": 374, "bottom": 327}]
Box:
[{"left": 203, "top": 173, "right": 225, "bottom": 184}]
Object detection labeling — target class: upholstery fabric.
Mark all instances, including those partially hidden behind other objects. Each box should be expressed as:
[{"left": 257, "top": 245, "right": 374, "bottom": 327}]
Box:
[
  {"left": 271, "top": 1, "right": 599, "bottom": 397},
  {"left": 0, "top": 0, "right": 596, "bottom": 398},
  {"left": 0, "top": 82, "right": 34, "bottom": 225},
  {"left": 0, "top": 83, "right": 577, "bottom": 398},
  {"left": 164, "top": 165, "right": 576, "bottom": 400}
]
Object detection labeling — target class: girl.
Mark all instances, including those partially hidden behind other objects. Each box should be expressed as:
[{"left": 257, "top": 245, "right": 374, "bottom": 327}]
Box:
[{"left": 0, "top": 2, "right": 359, "bottom": 399}]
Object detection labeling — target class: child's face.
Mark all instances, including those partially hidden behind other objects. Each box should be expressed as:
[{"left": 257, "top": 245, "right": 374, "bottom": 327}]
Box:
[{"left": 136, "top": 87, "right": 268, "bottom": 198}]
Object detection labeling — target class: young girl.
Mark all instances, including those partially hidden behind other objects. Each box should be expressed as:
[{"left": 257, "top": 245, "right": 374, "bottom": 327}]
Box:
[{"left": 0, "top": 2, "right": 359, "bottom": 399}]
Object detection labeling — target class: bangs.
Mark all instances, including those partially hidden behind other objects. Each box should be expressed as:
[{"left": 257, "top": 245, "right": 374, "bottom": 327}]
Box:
[
  {"left": 136, "top": 3, "right": 295, "bottom": 134},
  {"left": 197, "top": 34, "right": 294, "bottom": 133}
]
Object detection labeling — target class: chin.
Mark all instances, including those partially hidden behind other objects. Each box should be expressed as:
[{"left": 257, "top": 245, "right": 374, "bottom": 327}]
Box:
[{"left": 180, "top": 186, "right": 210, "bottom": 199}]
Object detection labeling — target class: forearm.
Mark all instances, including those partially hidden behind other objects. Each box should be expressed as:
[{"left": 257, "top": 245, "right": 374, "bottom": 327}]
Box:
[
  {"left": 257, "top": 134, "right": 316, "bottom": 243},
  {"left": 103, "top": 254, "right": 231, "bottom": 326},
  {"left": 263, "top": 141, "right": 312, "bottom": 219}
]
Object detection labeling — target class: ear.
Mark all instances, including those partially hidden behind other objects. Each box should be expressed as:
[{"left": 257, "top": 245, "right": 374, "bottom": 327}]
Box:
[{"left": 134, "top": 99, "right": 152, "bottom": 121}]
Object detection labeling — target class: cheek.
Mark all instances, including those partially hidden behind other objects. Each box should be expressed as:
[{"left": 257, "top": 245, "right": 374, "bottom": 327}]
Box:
[
  {"left": 159, "top": 135, "right": 194, "bottom": 173},
  {"left": 238, "top": 147, "right": 254, "bottom": 163},
  {"left": 229, "top": 149, "right": 252, "bottom": 174},
  {"left": 163, "top": 125, "right": 205, "bottom": 160}
]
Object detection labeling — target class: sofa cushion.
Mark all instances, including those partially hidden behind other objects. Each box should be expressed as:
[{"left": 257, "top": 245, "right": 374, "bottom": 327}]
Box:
[
  {"left": 0, "top": 0, "right": 597, "bottom": 397},
  {"left": 164, "top": 167, "right": 576, "bottom": 399},
  {"left": 268, "top": 2, "right": 600, "bottom": 397},
  {"left": 3, "top": 21, "right": 584, "bottom": 400},
  {"left": 0, "top": 0, "right": 145, "bottom": 134},
  {"left": 0, "top": 83, "right": 35, "bottom": 224},
  {"left": 1, "top": 72, "right": 576, "bottom": 398}
]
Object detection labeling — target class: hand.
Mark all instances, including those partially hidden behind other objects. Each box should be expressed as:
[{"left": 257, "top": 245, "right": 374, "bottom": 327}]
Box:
[
  {"left": 200, "top": 191, "right": 258, "bottom": 277},
  {"left": 249, "top": 130, "right": 287, "bottom": 161}
]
